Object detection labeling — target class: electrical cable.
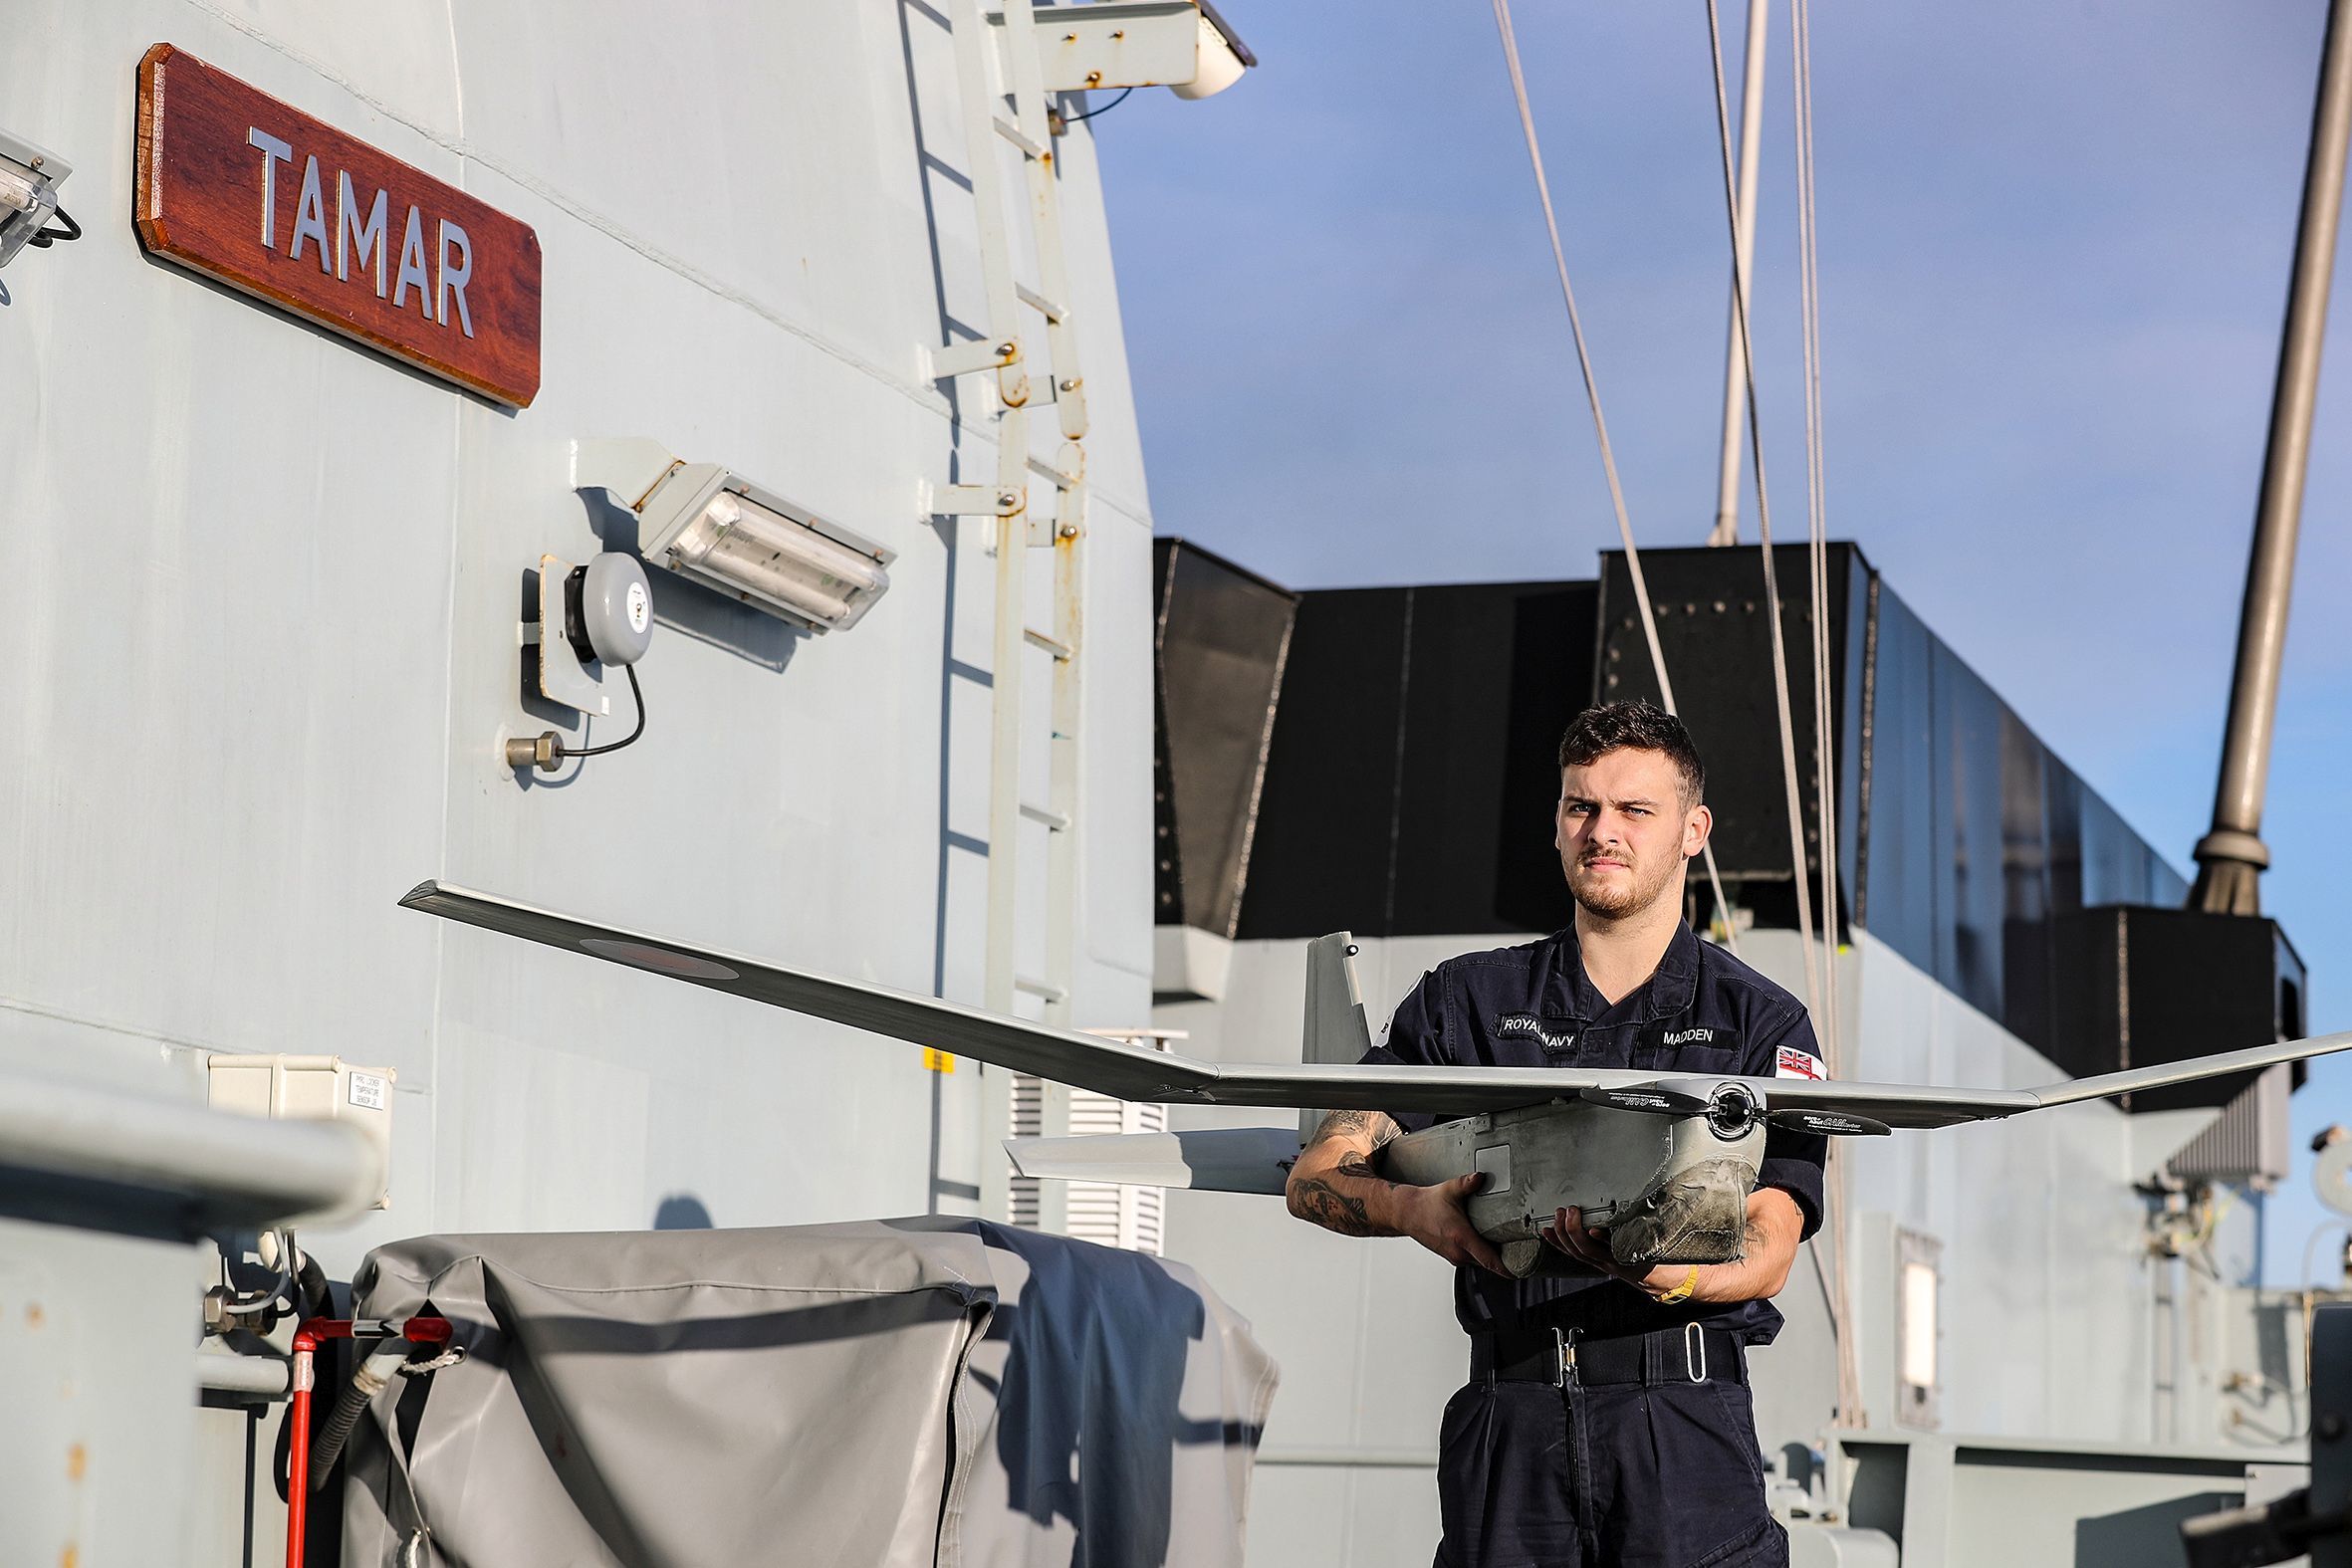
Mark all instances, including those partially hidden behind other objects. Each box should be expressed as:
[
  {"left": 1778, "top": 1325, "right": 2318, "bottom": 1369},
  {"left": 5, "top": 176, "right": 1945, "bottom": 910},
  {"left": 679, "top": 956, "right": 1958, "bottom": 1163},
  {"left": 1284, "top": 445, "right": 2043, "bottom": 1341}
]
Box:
[
  {"left": 1061, "top": 87, "right": 1133, "bottom": 124},
  {"left": 1489, "top": 0, "right": 1745, "bottom": 955},
  {"left": 219, "top": 1229, "right": 296, "bottom": 1317},
  {"left": 26, "top": 206, "right": 79, "bottom": 248},
  {"left": 564, "top": 664, "right": 646, "bottom": 759},
  {"left": 2303, "top": 1222, "right": 2350, "bottom": 1288}
]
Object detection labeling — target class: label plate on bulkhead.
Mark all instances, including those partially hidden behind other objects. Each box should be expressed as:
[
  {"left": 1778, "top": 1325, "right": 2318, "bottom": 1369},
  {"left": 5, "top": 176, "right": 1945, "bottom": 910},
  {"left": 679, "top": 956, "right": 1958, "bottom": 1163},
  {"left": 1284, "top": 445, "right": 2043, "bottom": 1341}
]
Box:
[{"left": 133, "top": 44, "right": 543, "bottom": 407}]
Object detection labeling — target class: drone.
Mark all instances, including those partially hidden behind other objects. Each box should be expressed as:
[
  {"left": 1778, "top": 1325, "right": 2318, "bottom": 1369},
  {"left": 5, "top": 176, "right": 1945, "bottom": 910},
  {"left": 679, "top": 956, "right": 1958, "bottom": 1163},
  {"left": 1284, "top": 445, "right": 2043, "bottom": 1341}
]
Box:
[{"left": 402, "top": 882, "right": 2352, "bottom": 1280}]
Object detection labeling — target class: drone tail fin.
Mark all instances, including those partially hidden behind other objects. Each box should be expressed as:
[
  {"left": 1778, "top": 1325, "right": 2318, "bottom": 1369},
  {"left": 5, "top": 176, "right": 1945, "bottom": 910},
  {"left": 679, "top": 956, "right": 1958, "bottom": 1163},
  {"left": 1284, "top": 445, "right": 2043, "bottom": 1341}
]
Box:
[{"left": 1300, "top": 932, "right": 1375, "bottom": 1142}]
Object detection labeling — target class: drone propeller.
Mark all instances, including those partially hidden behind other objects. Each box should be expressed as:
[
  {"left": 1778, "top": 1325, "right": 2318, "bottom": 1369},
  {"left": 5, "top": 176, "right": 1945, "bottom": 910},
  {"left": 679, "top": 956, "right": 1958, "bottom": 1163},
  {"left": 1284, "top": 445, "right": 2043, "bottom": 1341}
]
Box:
[
  {"left": 1765, "top": 1107, "right": 1891, "bottom": 1137},
  {"left": 1578, "top": 1085, "right": 1712, "bottom": 1116}
]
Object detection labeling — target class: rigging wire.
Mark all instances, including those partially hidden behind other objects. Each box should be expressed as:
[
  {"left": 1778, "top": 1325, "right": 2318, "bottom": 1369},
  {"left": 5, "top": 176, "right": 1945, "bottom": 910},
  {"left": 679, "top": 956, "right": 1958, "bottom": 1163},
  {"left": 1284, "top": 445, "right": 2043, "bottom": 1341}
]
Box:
[
  {"left": 1792, "top": 0, "right": 1838, "bottom": 1064},
  {"left": 1789, "top": 0, "right": 1863, "bottom": 1434},
  {"left": 1489, "top": 0, "right": 1744, "bottom": 956},
  {"left": 1699, "top": 0, "right": 1820, "bottom": 1013},
  {"left": 1704, "top": 0, "right": 1864, "bottom": 1429}
]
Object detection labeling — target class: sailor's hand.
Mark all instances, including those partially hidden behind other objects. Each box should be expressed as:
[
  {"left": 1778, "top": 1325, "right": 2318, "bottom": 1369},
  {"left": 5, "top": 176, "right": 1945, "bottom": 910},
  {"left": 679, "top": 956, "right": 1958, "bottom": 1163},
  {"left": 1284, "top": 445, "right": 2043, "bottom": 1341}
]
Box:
[
  {"left": 1540, "top": 1206, "right": 1677, "bottom": 1292},
  {"left": 1392, "top": 1174, "right": 1508, "bottom": 1276}
]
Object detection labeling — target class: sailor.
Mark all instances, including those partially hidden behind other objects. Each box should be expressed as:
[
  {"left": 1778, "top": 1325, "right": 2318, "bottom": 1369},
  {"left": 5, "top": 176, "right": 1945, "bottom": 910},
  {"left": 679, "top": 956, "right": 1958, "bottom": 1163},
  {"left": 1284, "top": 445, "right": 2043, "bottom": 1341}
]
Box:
[{"left": 1285, "top": 700, "right": 1827, "bottom": 1567}]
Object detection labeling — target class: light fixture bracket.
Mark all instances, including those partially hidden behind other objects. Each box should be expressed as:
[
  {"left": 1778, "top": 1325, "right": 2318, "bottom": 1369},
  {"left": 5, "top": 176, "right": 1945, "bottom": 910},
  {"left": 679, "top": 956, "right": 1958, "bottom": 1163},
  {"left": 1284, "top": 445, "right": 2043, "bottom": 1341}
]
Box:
[{"left": 989, "top": 1, "right": 1253, "bottom": 100}]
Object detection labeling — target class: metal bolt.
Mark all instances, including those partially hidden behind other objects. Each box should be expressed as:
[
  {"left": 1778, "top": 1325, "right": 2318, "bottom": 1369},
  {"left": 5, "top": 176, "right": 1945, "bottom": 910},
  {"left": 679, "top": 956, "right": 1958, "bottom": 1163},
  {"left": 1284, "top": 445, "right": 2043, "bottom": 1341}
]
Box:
[
  {"left": 1058, "top": 523, "right": 1079, "bottom": 539},
  {"left": 997, "top": 341, "right": 1016, "bottom": 357},
  {"left": 505, "top": 733, "right": 564, "bottom": 773},
  {"left": 1059, "top": 377, "right": 1078, "bottom": 391}
]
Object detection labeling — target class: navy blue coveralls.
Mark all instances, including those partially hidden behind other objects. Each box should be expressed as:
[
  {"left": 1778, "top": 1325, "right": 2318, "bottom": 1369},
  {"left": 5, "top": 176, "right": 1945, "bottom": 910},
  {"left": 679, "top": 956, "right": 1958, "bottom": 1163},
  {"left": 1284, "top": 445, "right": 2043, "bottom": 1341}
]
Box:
[{"left": 1367, "top": 921, "right": 1828, "bottom": 1568}]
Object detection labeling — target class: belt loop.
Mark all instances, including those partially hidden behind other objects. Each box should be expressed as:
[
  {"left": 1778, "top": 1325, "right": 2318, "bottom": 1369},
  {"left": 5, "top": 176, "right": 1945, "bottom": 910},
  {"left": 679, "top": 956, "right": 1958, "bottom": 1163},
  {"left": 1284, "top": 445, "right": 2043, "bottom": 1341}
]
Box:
[{"left": 1684, "top": 1321, "right": 1708, "bottom": 1384}]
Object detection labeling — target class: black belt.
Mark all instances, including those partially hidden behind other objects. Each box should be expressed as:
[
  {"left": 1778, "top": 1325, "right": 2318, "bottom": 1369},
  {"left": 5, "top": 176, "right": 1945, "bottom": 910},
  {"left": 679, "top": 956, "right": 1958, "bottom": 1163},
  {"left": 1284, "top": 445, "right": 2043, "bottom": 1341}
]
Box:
[{"left": 1470, "top": 1322, "right": 1747, "bottom": 1389}]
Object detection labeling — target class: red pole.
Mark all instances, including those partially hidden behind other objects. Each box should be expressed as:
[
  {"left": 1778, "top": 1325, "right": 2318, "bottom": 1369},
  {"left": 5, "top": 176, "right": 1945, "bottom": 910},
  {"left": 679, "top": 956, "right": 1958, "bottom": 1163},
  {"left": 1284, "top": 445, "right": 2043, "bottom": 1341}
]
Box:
[
  {"left": 284, "top": 1317, "right": 451, "bottom": 1568},
  {"left": 285, "top": 1326, "right": 319, "bottom": 1568}
]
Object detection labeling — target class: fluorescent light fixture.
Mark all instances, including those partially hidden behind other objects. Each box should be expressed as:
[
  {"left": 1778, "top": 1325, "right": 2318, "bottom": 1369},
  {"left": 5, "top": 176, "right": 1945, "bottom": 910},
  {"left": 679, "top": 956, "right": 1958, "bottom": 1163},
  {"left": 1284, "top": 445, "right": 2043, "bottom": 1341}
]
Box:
[
  {"left": 574, "top": 441, "right": 893, "bottom": 634},
  {"left": 1004, "top": 1, "right": 1254, "bottom": 102},
  {"left": 0, "top": 126, "right": 74, "bottom": 270}
]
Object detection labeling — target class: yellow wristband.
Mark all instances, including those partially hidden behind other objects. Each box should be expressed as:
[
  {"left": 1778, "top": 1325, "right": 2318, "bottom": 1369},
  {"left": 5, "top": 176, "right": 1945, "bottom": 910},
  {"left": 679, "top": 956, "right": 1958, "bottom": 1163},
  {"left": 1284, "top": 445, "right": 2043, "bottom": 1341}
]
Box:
[{"left": 1654, "top": 1265, "right": 1699, "bottom": 1305}]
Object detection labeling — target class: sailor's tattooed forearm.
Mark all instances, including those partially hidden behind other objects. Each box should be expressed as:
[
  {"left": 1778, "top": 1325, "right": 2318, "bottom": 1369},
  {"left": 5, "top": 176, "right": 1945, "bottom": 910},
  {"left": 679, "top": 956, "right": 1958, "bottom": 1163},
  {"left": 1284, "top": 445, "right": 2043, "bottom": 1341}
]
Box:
[
  {"left": 1307, "top": 1108, "right": 1398, "bottom": 1150},
  {"left": 1290, "top": 1177, "right": 1379, "bottom": 1235}
]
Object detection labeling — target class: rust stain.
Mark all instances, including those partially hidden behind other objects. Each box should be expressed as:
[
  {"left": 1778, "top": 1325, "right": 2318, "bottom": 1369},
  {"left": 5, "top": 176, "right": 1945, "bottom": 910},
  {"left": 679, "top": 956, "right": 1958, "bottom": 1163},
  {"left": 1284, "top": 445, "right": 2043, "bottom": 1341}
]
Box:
[
  {"left": 62, "top": 1547, "right": 78, "bottom": 1568},
  {"left": 66, "top": 1443, "right": 86, "bottom": 1481},
  {"left": 26, "top": 1301, "right": 44, "bottom": 1329}
]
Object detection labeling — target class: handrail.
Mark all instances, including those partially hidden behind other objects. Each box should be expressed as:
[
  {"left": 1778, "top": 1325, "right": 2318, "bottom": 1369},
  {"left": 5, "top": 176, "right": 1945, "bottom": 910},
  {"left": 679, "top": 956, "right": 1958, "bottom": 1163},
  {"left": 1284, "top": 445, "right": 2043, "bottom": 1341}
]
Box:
[{"left": 0, "top": 1066, "right": 382, "bottom": 1231}]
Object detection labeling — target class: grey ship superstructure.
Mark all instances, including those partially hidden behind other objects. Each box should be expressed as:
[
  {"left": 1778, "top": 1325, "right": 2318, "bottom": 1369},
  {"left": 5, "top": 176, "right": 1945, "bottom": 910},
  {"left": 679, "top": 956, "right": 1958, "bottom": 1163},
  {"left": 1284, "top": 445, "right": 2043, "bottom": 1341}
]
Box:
[{"left": 0, "top": 3, "right": 2341, "bottom": 1566}]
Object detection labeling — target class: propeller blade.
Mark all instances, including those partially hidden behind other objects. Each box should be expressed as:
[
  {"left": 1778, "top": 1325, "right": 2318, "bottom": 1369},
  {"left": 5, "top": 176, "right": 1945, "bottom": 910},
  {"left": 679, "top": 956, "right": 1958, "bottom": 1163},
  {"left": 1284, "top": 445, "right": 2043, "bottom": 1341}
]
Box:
[
  {"left": 1580, "top": 1085, "right": 1711, "bottom": 1117},
  {"left": 1767, "top": 1108, "right": 1892, "bottom": 1138}
]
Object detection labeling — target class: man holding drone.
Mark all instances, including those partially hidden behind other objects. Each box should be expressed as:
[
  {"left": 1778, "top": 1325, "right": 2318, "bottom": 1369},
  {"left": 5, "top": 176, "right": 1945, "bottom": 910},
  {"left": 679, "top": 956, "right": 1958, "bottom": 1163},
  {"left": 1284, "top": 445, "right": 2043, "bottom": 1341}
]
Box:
[{"left": 1287, "top": 702, "right": 1825, "bottom": 1568}]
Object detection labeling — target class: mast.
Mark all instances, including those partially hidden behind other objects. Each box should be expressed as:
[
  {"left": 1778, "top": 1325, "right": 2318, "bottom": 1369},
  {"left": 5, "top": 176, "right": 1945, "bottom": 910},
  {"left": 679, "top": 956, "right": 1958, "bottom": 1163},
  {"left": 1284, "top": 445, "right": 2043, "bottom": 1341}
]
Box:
[
  {"left": 1706, "top": 0, "right": 1770, "bottom": 548},
  {"left": 2191, "top": 0, "right": 2352, "bottom": 913}
]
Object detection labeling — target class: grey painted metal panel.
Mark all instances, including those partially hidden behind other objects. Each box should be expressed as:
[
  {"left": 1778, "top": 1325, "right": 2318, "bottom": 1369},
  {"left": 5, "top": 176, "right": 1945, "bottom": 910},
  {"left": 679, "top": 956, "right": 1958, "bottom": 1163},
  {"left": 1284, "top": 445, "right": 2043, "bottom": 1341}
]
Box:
[
  {"left": 1, "top": 6, "right": 1161, "bottom": 1563},
  {"left": 1838, "top": 1429, "right": 2292, "bottom": 1568},
  {"left": 0, "top": 0, "right": 1159, "bottom": 1220},
  {"left": 0, "top": 1220, "right": 210, "bottom": 1568}
]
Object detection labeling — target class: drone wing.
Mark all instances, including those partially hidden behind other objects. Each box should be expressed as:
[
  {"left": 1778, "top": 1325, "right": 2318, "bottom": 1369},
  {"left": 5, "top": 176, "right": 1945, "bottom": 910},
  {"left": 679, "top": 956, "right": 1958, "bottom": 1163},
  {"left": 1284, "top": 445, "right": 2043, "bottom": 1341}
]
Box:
[
  {"left": 399, "top": 882, "right": 1626, "bottom": 1113},
  {"left": 400, "top": 883, "right": 2352, "bottom": 1123},
  {"left": 1752, "top": 1031, "right": 2352, "bottom": 1128}
]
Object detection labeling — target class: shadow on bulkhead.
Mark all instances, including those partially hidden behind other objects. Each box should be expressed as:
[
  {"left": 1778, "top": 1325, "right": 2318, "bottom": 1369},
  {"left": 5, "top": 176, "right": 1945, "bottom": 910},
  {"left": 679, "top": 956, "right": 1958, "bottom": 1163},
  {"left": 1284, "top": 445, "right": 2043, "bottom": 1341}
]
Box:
[{"left": 652, "top": 1194, "right": 714, "bottom": 1230}]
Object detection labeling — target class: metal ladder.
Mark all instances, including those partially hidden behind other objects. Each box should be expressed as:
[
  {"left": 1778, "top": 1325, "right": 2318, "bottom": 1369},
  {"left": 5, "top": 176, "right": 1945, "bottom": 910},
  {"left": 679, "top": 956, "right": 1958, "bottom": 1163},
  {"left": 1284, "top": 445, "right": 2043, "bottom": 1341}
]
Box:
[{"left": 931, "top": 0, "right": 1089, "bottom": 1221}]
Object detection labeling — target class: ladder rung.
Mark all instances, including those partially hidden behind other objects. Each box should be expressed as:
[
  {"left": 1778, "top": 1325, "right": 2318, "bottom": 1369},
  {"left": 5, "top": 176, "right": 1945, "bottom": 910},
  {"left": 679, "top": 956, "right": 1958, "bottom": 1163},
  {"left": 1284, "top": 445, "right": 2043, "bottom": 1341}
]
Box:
[
  {"left": 1026, "top": 451, "right": 1080, "bottom": 489},
  {"left": 1016, "top": 283, "right": 1069, "bottom": 324},
  {"left": 1024, "top": 626, "right": 1072, "bottom": 660},
  {"left": 1021, "top": 800, "right": 1072, "bottom": 832},
  {"left": 992, "top": 116, "right": 1048, "bottom": 159},
  {"left": 934, "top": 484, "right": 1023, "bottom": 517},
  {"left": 931, "top": 337, "right": 1019, "bottom": 379},
  {"left": 1014, "top": 974, "right": 1068, "bottom": 1005}
]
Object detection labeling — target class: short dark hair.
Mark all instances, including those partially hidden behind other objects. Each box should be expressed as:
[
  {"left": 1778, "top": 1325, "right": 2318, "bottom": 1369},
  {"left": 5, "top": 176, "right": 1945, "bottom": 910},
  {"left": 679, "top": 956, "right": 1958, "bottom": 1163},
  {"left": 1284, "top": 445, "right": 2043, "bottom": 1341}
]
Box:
[{"left": 1557, "top": 701, "right": 1706, "bottom": 806}]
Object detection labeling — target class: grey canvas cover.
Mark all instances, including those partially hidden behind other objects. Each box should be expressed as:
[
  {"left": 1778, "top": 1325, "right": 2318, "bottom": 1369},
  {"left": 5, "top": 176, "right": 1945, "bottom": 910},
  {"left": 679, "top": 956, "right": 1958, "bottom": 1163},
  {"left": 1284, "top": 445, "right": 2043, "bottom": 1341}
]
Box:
[{"left": 340, "top": 1218, "right": 1278, "bottom": 1568}]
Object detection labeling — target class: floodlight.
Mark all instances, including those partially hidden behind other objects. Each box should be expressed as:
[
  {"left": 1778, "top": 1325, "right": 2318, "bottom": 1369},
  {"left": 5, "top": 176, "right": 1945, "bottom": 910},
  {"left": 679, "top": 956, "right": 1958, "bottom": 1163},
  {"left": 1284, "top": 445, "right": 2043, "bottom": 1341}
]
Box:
[
  {"left": 1172, "top": 2, "right": 1254, "bottom": 100},
  {"left": 573, "top": 440, "right": 893, "bottom": 634},
  {"left": 0, "top": 126, "right": 77, "bottom": 270},
  {"left": 1003, "top": 1, "right": 1254, "bottom": 103}
]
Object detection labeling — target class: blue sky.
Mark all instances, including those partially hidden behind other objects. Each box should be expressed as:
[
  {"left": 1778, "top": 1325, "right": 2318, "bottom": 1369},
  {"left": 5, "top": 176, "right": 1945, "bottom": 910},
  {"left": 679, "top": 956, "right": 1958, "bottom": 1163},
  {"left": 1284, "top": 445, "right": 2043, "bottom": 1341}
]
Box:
[{"left": 1092, "top": 1, "right": 2350, "bottom": 1285}]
